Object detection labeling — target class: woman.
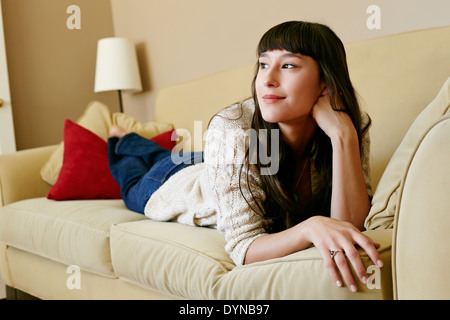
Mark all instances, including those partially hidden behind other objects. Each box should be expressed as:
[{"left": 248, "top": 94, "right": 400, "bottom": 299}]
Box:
[{"left": 108, "top": 21, "right": 383, "bottom": 293}]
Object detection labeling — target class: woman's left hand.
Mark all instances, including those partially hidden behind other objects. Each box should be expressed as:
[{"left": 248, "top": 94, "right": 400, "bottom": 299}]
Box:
[{"left": 302, "top": 216, "right": 383, "bottom": 292}]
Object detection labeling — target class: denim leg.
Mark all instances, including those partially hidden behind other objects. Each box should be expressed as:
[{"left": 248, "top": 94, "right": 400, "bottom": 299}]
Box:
[
  {"left": 147, "top": 151, "right": 204, "bottom": 184},
  {"left": 115, "top": 133, "right": 171, "bottom": 167},
  {"left": 108, "top": 136, "right": 156, "bottom": 213},
  {"left": 108, "top": 134, "right": 204, "bottom": 214}
]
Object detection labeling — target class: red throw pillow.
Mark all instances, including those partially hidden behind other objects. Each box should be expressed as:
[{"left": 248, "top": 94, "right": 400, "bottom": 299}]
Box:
[
  {"left": 47, "top": 120, "right": 176, "bottom": 200},
  {"left": 149, "top": 129, "right": 176, "bottom": 151}
]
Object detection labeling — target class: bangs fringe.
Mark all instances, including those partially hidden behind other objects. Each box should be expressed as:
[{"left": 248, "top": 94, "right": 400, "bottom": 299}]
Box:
[{"left": 257, "top": 21, "right": 319, "bottom": 59}]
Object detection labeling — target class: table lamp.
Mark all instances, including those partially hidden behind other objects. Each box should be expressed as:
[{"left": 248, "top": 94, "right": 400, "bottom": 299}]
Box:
[{"left": 94, "top": 37, "right": 142, "bottom": 112}]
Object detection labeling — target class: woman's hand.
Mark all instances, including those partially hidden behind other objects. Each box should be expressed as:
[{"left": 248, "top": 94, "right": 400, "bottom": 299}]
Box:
[
  {"left": 300, "top": 216, "right": 383, "bottom": 292},
  {"left": 245, "top": 215, "right": 383, "bottom": 292},
  {"left": 311, "top": 89, "right": 356, "bottom": 143}
]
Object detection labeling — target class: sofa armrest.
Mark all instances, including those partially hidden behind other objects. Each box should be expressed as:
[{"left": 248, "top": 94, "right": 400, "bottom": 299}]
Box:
[
  {"left": 392, "top": 114, "right": 450, "bottom": 299},
  {"left": 0, "top": 145, "right": 57, "bottom": 206}
]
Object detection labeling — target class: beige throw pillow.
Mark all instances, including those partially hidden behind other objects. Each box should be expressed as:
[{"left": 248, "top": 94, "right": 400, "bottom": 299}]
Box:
[
  {"left": 365, "top": 77, "right": 450, "bottom": 229},
  {"left": 41, "top": 101, "right": 173, "bottom": 185}
]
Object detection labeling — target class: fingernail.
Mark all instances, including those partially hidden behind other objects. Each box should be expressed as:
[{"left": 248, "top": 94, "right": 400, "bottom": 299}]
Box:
[
  {"left": 377, "top": 260, "right": 384, "bottom": 268},
  {"left": 350, "top": 285, "right": 358, "bottom": 292},
  {"left": 361, "top": 276, "right": 368, "bottom": 284},
  {"left": 336, "top": 280, "right": 342, "bottom": 287}
]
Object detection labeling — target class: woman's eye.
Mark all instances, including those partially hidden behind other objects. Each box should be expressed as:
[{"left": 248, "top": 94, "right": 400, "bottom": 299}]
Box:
[
  {"left": 283, "top": 64, "right": 295, "bottom": 69},
  {"left": 259, "top": 62, "right": 269, "bottom": 69}
]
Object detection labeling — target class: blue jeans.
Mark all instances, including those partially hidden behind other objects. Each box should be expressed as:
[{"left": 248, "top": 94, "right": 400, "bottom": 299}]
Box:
[{"left": 108, "top": 133, "right": 203, "bottom": 214}]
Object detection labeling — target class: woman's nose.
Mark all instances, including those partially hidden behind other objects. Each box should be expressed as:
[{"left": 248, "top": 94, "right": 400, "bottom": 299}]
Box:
[{"left": 264, "top": 69, "right": 279, "bottom": 87}]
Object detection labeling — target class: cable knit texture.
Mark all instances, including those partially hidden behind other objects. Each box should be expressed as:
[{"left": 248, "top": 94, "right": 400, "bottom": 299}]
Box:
[{"left": 145, "top": 99, "right": 372, "bottom": 266}]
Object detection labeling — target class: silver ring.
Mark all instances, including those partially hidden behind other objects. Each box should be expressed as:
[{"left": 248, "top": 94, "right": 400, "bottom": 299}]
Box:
[{"left": 330, "top": 250, "right": 342, "bottom": 259}]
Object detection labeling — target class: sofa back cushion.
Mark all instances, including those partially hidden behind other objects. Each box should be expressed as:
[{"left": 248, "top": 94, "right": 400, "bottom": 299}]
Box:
[
  {"left": 154, "top": 63, "right": 255, "bottom": 151},
  {"left": 345, "top": 25, "right": 450, "bottom": 190}
]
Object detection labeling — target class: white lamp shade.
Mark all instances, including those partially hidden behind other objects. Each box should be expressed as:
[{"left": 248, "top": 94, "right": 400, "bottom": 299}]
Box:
[{"left": 94, "top": 37, "right": 142, "bottom": 93}]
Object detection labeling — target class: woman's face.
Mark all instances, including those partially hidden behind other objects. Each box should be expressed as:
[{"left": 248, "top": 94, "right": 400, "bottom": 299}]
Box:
[{"left": 255, "top": 49, "right": 324, "bottom": 125}]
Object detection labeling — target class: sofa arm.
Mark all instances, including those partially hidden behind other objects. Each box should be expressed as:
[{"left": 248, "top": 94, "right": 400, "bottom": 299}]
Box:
[
  {"left": 0, "top": 145, "right": 57, "bottom": 206},
  {"left": 392, "top": 114, "right": 450, "bottom": 299}
]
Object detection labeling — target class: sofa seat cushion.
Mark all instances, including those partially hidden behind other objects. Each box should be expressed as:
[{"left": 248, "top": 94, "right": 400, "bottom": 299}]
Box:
[
  {"left": 110, "top": 220, "right": 235, "bottom": 298},
  {"left": 111, "top": 220, "right": 392, "bottom": 299},
  {"left": 0, "top": 198, "right": 146, "bottom": 276},
  {"left": 218, "top": 230, "right": 393, "bottom": 299}
]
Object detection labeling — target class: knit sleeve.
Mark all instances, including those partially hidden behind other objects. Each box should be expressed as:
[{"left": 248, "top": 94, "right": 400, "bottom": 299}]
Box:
[{"left": 204, "top": 100, "right": 268, "bottom": 266}]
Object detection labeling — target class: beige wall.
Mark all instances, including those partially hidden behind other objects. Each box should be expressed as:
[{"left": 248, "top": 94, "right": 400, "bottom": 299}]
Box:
[
  {"left": 111, "top": 0, "right": 450, "bottom": 122},
  {"left": 2, "top": 0, "right": 118, "bottom": 150}
]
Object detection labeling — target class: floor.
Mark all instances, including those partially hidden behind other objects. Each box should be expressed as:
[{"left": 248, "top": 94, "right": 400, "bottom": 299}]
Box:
[{"left": 5, "top": 286, "right": 39, "bottom": 300}]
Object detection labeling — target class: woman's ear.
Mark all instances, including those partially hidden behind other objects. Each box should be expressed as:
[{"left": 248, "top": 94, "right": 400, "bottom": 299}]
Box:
[{"left": 318, "top": 80, "right": 328, "bottom": 96}]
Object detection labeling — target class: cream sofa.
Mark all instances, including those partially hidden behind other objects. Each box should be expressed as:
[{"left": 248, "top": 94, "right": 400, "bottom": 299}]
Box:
[{"left": 0, "top": 26, "right": 449, "bottom": 300}]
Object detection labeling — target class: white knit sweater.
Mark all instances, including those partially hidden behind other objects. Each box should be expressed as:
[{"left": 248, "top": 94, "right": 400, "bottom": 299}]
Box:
[{"left": 144, "top": 99, "right": 372, "bottom": 266}]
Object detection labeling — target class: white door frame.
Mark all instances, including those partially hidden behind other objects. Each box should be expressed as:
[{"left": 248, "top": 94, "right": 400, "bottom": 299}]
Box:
[
  {"left": 0, "top": 0, "right": 16, "bottom": 155},
  {"left": 0, "top": 0, "right": 13, "bottom": 299}
]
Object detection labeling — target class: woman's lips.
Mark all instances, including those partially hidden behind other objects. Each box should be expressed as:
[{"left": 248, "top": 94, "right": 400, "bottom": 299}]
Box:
[{"left": 262, "top": 94, "right": 286, "bottom": 103}]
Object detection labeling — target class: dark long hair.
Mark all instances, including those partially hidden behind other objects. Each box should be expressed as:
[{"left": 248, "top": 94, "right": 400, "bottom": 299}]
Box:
[{"left": 241, "top": 21, "right": 370, "bottom": 233}]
